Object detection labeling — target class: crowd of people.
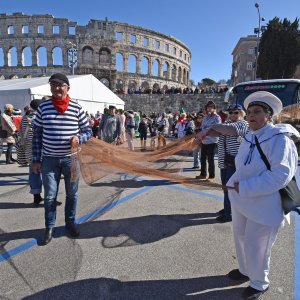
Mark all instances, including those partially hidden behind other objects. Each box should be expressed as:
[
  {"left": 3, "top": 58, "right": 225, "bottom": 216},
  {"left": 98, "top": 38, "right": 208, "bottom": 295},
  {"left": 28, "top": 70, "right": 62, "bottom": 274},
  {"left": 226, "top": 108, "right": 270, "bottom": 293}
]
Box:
[
  {"left": 116, "top": 86, "right": 229, "bottom": 95},
  {"left": 0, "top": 72, "right": 299, "bottom": 299}
]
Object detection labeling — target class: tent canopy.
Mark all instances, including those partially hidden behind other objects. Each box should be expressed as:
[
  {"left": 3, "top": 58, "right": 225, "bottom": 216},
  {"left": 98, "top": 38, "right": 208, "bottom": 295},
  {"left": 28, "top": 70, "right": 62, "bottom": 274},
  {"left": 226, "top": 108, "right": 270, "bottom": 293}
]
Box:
[{"left": 0, "top": 74, "right": 124, "bottom": 113}]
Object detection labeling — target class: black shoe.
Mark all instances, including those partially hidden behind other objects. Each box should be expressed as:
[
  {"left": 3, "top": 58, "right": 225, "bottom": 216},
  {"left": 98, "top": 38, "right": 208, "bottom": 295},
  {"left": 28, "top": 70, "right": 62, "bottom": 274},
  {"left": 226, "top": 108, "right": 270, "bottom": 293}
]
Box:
[
  {"left": 56, "top": 201, "right": 62, "bottom": 206},
  {"left": 6, "top": 160, "right": 15, "bottom": 164},
  {"left": 33, "top": 194, "right": 44, "bottom": 206},
  {"left": 218, "top": 209, "right": 225, "bottom": 216},
  {"left": 242, "top": 286, "right": 269, "bottom": 299},
  {"left": 66, "top": 223, "right": 80, "bottom": 237},
  {"left": 10, "top": 157, "right": 17, "bottom": 162},
  {"left": 228, "top": 269, "right": 249, "bottom": 281},
  {"left": 216, "top": 215, "right": 232, "bottom": 223},
  {"left": 192, "top": 166, "right": 199, "bottom": 169},
  {"left": 41, "top": 228, "right": 53, "bottom": 245}
]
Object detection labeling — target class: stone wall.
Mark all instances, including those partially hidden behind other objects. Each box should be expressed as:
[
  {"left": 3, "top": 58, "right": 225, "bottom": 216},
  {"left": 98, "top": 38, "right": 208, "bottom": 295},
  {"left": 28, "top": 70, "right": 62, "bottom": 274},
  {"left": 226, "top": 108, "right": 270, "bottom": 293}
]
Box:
[{"left": 119, "top": 93, "right": 230, "bottom": 114}]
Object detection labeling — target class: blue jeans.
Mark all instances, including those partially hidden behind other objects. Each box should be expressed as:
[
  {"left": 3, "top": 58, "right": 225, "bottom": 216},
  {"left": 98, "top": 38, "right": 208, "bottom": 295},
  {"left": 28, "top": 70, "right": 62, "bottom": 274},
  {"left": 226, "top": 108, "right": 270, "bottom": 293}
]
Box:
[
  {"left": 29, "top": 164, "right": 42, "bottom": 194},
  {"left": 220, "top": 167, "right": 236, "bottom": 218},
  {"left": 193, "top": 147, "right": 200, "bottom": 168},
  {"left": 42, "top": 156, "right": 79, "bottom": 228}
]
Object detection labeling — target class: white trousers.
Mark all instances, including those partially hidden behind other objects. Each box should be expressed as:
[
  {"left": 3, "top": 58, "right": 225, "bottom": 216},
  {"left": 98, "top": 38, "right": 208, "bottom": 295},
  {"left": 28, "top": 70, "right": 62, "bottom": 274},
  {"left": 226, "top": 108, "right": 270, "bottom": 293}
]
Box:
[
  {"left": 126, "top": 132, "right": 134, "bottom": 151},
  {"left": 231, "top": 206, "right": 279, "bottom": 291}
]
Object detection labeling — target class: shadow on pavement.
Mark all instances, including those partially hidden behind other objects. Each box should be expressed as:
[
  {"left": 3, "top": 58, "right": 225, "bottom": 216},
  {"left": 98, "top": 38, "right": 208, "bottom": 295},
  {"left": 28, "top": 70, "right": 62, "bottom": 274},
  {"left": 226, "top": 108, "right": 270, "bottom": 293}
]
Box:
[
  {"left": 23, "top": 276, "right": 245, "bottom": 299},
  {"left": 0, "top": 213, "right": 218, "bottom": 248}
]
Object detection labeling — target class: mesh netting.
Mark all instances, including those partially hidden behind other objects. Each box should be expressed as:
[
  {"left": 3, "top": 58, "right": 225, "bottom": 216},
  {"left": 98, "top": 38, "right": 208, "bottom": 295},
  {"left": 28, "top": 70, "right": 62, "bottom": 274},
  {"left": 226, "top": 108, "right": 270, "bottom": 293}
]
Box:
[{"left": 71, "top": 104, "right": 300, "bottom": 190}]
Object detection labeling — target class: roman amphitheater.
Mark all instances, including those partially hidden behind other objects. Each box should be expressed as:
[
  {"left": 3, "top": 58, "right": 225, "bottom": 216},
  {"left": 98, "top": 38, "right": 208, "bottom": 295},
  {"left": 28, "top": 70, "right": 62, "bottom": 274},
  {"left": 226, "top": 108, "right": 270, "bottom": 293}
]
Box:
[{"left": 0, "top": 12, "right": 191, "bottom": 93}]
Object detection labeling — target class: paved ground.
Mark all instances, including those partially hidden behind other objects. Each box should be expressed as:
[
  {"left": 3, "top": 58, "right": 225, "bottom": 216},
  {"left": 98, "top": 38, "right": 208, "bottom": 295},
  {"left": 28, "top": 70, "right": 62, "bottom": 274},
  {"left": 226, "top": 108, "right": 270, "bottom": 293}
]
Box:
[{"left": 0, "top": 144, "right": 299, "bottom": 300}]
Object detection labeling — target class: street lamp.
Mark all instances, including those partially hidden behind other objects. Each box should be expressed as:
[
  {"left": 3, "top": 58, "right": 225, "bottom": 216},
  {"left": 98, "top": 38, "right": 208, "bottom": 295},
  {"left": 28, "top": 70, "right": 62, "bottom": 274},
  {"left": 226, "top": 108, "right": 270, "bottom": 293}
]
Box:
[
  {"left": 253, "top": 3, "right": 265, "bottom": 80},
  {"left": 67, "top": 41, "right": 77, "bottom": 75}
]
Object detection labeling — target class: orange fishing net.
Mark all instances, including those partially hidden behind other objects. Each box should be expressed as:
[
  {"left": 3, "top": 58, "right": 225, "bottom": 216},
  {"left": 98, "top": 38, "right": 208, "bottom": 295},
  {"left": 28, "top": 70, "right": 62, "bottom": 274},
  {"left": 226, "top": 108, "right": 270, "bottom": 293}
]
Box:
[{"left": 71, "top": 104, "right": 300, "bottom": 191}]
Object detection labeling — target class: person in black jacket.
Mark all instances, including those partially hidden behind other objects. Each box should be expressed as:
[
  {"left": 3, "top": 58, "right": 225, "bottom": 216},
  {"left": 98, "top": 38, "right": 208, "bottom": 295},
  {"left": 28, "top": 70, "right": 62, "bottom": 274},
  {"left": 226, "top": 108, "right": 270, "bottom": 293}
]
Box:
[{"left": 138, "top": 118, "right": 148, "bottom": 150}]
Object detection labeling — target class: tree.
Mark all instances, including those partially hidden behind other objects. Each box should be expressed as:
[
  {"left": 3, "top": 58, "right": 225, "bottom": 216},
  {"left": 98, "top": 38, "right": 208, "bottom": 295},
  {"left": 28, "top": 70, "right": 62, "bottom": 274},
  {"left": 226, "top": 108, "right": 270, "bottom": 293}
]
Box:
[
  {"left": 257, "top": 17, "right": 300, "bottom": 79},
  {"left": 201, "top": 78, "right": 216, "bottom": 86}
]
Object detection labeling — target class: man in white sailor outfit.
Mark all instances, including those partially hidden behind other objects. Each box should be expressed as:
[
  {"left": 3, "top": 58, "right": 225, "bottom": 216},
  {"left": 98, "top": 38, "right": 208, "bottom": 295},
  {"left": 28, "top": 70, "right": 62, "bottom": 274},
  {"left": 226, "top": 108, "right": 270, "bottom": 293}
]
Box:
[{"left": 226, "top": 91, "right": 299, "bottom": 299}]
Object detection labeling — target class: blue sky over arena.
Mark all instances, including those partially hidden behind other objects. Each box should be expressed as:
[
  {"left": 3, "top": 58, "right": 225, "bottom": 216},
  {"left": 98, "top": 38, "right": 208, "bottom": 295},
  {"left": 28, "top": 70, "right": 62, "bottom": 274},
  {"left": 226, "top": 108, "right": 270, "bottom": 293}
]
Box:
[{"left": 1, "top": 0, "right": 300, "bottom": 83}]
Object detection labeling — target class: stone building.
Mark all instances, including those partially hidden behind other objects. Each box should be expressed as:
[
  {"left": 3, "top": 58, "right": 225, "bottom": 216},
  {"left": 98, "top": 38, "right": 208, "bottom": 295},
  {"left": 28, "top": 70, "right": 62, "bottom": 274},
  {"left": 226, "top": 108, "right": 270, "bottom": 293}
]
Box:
[
  {"left": 231, "top": 35, "right": 300, "bottom": 86},
  {"left": 0, "top": 12, "right": 191, "bottom": 93}
]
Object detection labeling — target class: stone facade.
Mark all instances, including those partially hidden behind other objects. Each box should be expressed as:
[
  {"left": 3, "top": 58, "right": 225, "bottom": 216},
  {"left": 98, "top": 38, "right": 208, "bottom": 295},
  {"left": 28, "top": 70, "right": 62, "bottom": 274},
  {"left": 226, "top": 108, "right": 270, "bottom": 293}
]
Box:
[
  {"left": 0, "top": 13, "right": 191, "bottom": 92},
  {"left": 120, "top": 94, "right": 228, "bottom": 115}
]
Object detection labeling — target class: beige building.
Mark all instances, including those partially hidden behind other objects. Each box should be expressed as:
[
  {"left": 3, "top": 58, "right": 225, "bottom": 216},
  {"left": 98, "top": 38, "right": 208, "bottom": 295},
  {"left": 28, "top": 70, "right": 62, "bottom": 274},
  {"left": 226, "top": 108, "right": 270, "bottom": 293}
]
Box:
[
  {"left": 231, "top": 35, "right": 300, "bottom": 86},
  {"left": 231, "top": 35, "right": 257, "bottom": 86}
]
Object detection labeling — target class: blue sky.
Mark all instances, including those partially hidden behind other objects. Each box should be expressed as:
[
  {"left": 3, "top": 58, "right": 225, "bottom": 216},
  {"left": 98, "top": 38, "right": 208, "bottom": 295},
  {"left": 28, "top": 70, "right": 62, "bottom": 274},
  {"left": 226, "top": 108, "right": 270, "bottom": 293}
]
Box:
[{"left": 1, "top": 0, "right": 300, "bottom": 83}]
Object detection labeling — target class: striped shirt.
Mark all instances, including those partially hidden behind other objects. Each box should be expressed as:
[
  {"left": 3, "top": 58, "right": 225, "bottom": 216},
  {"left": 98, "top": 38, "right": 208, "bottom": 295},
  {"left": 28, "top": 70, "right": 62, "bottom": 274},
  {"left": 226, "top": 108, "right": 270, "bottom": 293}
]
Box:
[
  {"left": 218, "top": 119, "right": 249, "bottom": 169},
  {"left": 32, "top": 99, "right": 92, "bottom": 162}
]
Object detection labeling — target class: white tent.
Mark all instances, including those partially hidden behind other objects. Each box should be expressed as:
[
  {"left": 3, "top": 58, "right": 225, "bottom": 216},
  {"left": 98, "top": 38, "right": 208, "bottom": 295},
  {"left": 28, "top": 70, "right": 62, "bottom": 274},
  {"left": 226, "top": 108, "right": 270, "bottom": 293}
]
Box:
[{"left": 0, "top": 74, "right": 124, "bottom": 113}]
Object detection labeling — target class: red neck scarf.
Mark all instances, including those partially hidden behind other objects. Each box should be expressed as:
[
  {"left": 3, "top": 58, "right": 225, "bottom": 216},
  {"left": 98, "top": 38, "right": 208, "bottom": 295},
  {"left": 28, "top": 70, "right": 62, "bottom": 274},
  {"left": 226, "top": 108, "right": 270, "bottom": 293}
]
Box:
[{"left": 52, "top": 95, "right": 70, "bottom": 114}]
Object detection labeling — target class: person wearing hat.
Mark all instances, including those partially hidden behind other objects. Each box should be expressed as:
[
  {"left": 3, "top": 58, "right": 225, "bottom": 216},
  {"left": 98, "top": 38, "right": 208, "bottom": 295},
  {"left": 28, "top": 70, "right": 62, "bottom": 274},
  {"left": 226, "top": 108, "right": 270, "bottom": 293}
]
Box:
[
  {"left": 196, "top": 100, "right": 222, "bottom": 181},
  {"left": 98, "top": 105, "right": 121, "bottom": 144},
  {"left": 32, "top": 73, "right": 92, "bottom": 245},
  {"left": 1, "top": 104, "right": 17, "bottom": 164},
  {"left": 225, "top": 91, "right": 299, "bottom": 299},
  {"left": 198, "top": 104, "right": 249, "bottom": 222}
]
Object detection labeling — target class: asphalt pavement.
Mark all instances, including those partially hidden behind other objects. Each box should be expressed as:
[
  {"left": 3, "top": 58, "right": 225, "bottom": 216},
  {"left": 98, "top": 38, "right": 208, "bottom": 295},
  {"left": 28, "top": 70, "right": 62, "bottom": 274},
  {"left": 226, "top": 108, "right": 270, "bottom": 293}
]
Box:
[{"left": 0, "top": 145, "right": 299, "bottom": 300}]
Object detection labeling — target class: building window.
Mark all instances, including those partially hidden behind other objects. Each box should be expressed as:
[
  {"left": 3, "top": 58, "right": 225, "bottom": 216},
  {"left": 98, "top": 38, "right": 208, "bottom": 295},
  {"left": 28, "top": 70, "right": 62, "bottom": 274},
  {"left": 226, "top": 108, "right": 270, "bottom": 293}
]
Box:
[
  {"left": 248, "top": 48, "right": 255, "bottom": 55},
  {"left": 116, "top": 32, "right": 123, "bottom": 41},
  {"left": 130, "top": 34, "right": 136, "bottom": 44},
  {"left": 173, "top": 47, "right": 177, "bottom": 55},
  {"left": 247, "top": 61, "right": 253, "bottom": 70},
  {"left": 155, "top": 40, "right": 160, "bottom": 49},
  {"left": 69, "top": 26, "right": 75, "bottom": 35},
  {"left": 184, "top": 53, "right": 187, "bottom": 60},
  {"left": 38, "top": 25, "right": 44, "bottom": 34},
  {"left": 53, "top": 25, "right": 60, "bottom": 34},
  {"left": 22, "top": 25, "right": 28, "bottom": 34},
  {"left": 164, "top": 43, "right": 169, "bottom": 52},
  {"left": 179, "top": 50, "right": 182, "bottom": 58},
  {"left": 7, "top": 25, "right": 14, "bottom": 34},
  {"left": 143, "top": 37, "right": 149, "bottom": 46},
  {"left": 103, "top": 23, "right": 107, "bottom": 30}
]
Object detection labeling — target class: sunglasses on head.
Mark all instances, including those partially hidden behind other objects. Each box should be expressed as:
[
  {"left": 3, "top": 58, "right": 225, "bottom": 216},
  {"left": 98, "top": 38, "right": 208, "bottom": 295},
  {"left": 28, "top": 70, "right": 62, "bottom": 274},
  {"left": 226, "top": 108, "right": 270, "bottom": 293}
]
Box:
[{"left": 228, "top": 111, "right": 239, "bottom": 115}]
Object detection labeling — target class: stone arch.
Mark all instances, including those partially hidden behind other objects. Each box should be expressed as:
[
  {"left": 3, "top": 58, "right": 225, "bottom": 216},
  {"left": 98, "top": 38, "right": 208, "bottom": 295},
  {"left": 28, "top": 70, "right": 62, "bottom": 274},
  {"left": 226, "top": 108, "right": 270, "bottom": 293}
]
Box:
[
  {"left": 36, "top": 46, "right": 47, "bottom": 66},
  {"left": 163, "top": 61, "right": 169, "bottom": 79},
  {"left": 128, "top": 54, "right": 137, "bottom": 73},
  {"left": 8, "top": 47, "right": 17, "bottom": 66},
  {"left": 99, "top": 47, "right": 111, "bottom": 64},
  {"left": 100, "top": 78, "right": 110, "bottom": 87},
  {"left": 82, "top": 46, "right": 94, "bottom": 64},
  {"left": 141, "top": 56, "right": 149, "bottom": 75},
  {"left": 22, "top": 46, "right": 32, "bottom": 66},
  {"left": 52, "top": 47, "right": 63, "bottom": 65},
  {"left": 9, "top": 74, "right": 18, "bottom": 79},
  {"left": 116, "top": 78, "right": 124, "bottom": 90},
  {"left": 152, "top": 59, "right": 159, "bottom": 77},
  {"left": 128, "top": 80, "right": 137, "bottom": 91},
  {"left": 116, "top": 52, "right": 123, "bottom": 71},
  {"left": 0, "top": 48, "right": 4, "bottom": 66},
  {"left": 141, "top": 81, "right": 149, "bottom": 91},
  {"left": 171, "top": 64, "right": 176, "bottom": 81},
  {"left": 162, "top": 85, "right": 168, "bottom": 92},
  {"left": 152, "top": 83, "right": 160, "bottom": 92},
  {"left": 178, "top": 66, "right": 182, "bottom": 83}
]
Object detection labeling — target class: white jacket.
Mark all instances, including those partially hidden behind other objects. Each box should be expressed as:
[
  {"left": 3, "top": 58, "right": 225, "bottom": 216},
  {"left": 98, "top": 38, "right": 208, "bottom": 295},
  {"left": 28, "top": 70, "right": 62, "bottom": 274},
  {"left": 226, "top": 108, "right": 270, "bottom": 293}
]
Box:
[{"left": 228, "top": 123, "right": 299, "bottom": 227}]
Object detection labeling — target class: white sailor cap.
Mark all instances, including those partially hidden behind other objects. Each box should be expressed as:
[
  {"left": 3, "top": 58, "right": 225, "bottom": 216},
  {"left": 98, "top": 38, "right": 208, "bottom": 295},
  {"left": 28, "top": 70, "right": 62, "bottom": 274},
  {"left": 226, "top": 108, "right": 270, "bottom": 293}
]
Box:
[{"left": 244, "top": 91, "right": 283, "bottom": 116}]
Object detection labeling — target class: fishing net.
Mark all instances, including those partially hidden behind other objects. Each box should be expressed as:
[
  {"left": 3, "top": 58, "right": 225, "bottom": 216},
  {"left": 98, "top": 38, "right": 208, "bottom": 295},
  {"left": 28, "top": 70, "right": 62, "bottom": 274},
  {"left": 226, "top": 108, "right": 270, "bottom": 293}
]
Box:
[
  {"left": 71, "top": 133, "right": 222, "bottom": 190},
  {"left": 71, "top": 104, "right": 300, "bottom": 191}
]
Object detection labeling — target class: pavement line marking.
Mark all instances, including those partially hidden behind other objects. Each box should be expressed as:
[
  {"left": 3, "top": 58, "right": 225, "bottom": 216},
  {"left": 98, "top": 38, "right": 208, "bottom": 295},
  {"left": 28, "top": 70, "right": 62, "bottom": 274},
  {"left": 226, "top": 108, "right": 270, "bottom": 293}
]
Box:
[
  {"left": 0, "top": 185, "right": 156, "bottom": 263},
  {"left": 294, "top": 213, "right": 300, "bottom": 300}
]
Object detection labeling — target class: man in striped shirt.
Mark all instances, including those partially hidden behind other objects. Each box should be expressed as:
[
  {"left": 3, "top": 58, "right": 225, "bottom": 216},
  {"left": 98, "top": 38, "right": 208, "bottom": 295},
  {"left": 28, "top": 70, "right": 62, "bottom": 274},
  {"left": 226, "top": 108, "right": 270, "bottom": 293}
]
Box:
[{"left": 32, "top": 73, "right": 92, "bottom": 245}]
